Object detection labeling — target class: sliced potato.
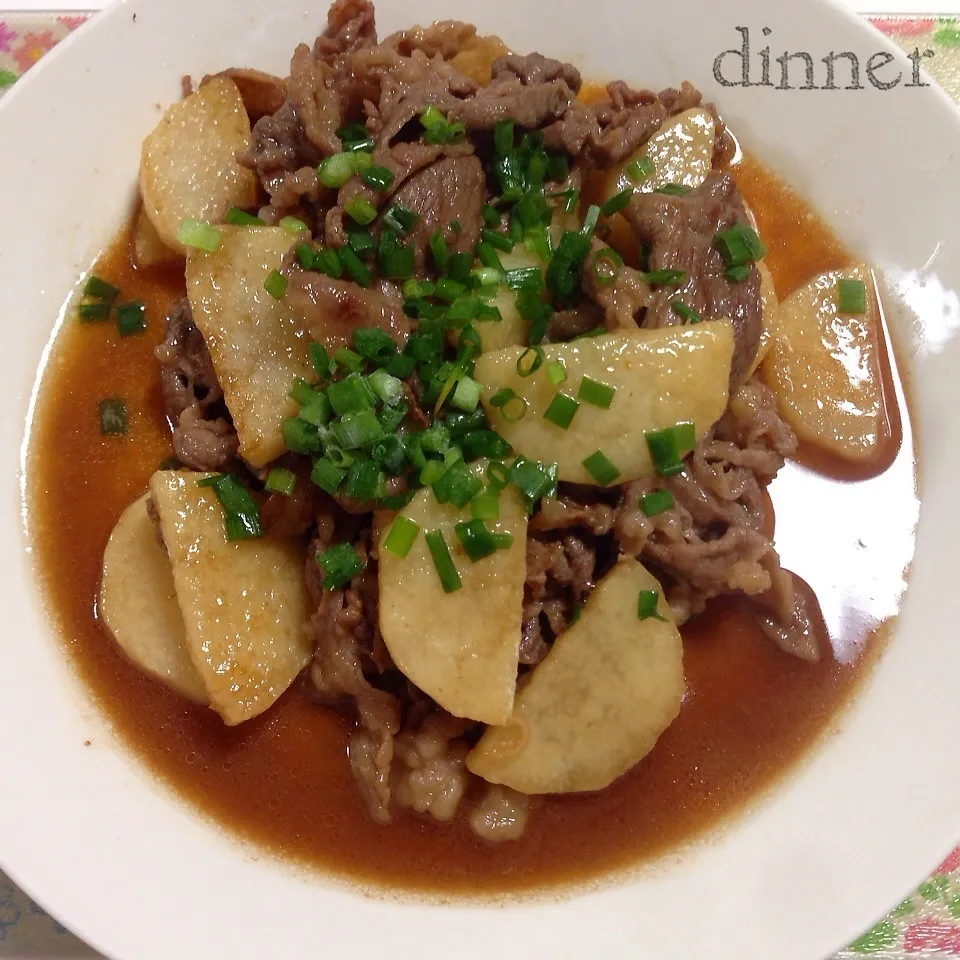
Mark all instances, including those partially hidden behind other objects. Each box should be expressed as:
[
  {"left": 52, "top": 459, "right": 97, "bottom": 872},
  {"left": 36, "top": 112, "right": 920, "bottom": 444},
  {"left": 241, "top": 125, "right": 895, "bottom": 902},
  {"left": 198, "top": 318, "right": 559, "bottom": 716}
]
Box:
[
  {"left": 475, "top": 325, "right": 733, "bottom": 484},
  {"left": 149, "top": 470, "right": 312, "bottom": 725},
  {"left": 99, "top": 494, "right": 207, "bottom": 702},
  {"left": 376, "top": 463, "right": 526, "bottom": 725},
  {"left": 133, "top": 206, "right": 181, "bottom": 268},
  {"left": 141, "top": 77, "right": 257, "bottom": 254},
  {"left": 761, "top": 263, "right": 885, "bottom": 461},
  {"left": 603, "top": 107, "right": 715, "bottom": 203},
  {"left": 467, "top": 558, "right": 685, "bottom": 794},
  {"left": 746, "top": 260, "right": 780, "bottom": 378},
  {"left": 187, "top": 225, "right": 312, "bottom": 468},
  {"left": 474, "top": 245, "right": 542, "bottom": 352}
]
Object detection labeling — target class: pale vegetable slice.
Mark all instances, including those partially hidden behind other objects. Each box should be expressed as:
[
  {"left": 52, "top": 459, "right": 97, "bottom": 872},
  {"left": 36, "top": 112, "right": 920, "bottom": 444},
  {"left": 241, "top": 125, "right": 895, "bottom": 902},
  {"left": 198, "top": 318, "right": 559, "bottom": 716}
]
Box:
[
  {"left": 746, "top": 260, "right": 780, "bottom": 378},
  {"left": 474, "top": 245, "right": 543, "bottom": 352},
  {"left": 133, "top": 206, "right": 181, "bottom": 268},
  {"left": 467, "top": 558, "right": 685, "bottom": 794},
  {"left": 140, "top": 76, "right": 257, "bottom": 254},
  {"left": 187, "top": 225, "right": 312, "bottom": 468},
  {"left": 376, "top": 463, "right": 526, "bottom": 725},
  {"left": 603, "top": 107, "right": 716, "bottom": 202},
  {"left": 99, "top": 494, "right": 207, "bottom": 703},
  {"left": 475, "top": 325, "right": 733, "bottom": 484},
  {"left": 761, "top": 263, "right": 886, "bottom": 461},
  {"left": 149, "top": 470, "right": 312, "bottom": 725}
]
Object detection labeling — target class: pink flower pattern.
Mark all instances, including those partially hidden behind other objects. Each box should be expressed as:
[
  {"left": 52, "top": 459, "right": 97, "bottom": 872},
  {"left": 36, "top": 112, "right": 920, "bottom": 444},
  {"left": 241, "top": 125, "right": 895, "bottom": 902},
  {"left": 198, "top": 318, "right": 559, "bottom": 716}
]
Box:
[
  {"left": 0, "top": 22, "right": 16, "bottom": 53},
  {"left": 11, "top": 31, "right": 56, "bottom": 72},
  {"left": 56, "top": 15, "right": 86, "bottom": 31}
]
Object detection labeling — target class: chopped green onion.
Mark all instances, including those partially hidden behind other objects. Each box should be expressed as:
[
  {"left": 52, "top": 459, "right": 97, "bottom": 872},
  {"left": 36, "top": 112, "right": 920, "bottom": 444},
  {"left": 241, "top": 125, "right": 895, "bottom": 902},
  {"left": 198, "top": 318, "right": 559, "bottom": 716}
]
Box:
[
  {"left": 282, "top": 417, "right": 321, "bottom": 454},
  {"left": 545, "top": 359, "right": 567, "bottom": 386},
  {"left": 279, "top": 216, "right": 308, "bottom": 234},
  {"left": 509, "top": 456, "right": 554, "bottom": 510},
  {"left": 378, "top": 229, "right": 414, "bottom": 280},
  {"left": 114, "top": 301, "right": 145, "bottom": 337},
  {"left": 425, "top": 530, "right": 461, "bottom": 593},
  {"left": 516, "top": 346, "right": 545, "bottom": 378},
  {"left": 601, "top": 190, "right": 632, "bottom": 216},
  {"left": 402, "top": 279, "right": 435, "bottom": 299},
  {"left": 385, "top": 354, "right": 415, "bottom": 378},
  {"left": 655, "top": 183, "right": 691, "bottom": 196},
  {"left": 482, "top": 204, "right": 501, "bottom": 227},
  {"left": 420, "top": 459, "right": 446, "bottom": 486},
  {"left": 446, "top": 295, "right": 481, "bottom": 326},
  {"left": 177, "top": 219, "right": 221, "bottom": 252},
  {"left": 435, "top": 277, "right": 466, "bottom": 303},
  {"left": 339, "top": 245, "right": 372, "bottom": 286},
  {"left": 592, "top": 247, "right": 623, "bottom": 287},
  {"left": 490, "top": 387, "right": 528, "bottom": 422},
  {"left": 225, "top": 207, "right": 263, "bottom": 226},
  {"left": 420, "top": 106, "right": 465, "bottom": 145},
  {"left": 582, "top": 450, "right": 621, "bottom": 486},
  {"left": 310, "top": 342, "right": 331, "bottom": 381},
  {"left": 344, "top": 195, "right": 377, "bottom": 226},
  {"left": 671, "top": 300, "right": 701, "bottom": 324},
  {"left": 546, "top": 229, "right": 591, "bottom": 305},
  {"left": 451, "top": 375, "right": 482, "bottom": 412},
  {"left": 363, "top": 370, "right": 400, "bottom": 408},
  {"left": 317, "top": 152, "right": 357, "bottom": 188},
  {"left": 581, "top": 204, "right": 601, "bottom": 236},
  {"left": 637, "top": 589, "right": 667, "bottom": 621},
  {"left": 448, "top": 252, "right": 473, "bottom": 283},
  {"left": 316, "top": 541, "right": 365, "bottom": 589},
  {"left": 345, "top": 458, "right": 384, "bottom": 500},
  {"left": 383, "top": 516, "right": 420, "bottom": 558},
  {"left": 382, "top": 204, "right": 419, "bottom": 237},
  {"left": 543, "top": 391, "right": 579, "bottom": 429},
  {"left": 471, "top": 266, "right": 502, "bottom": 288},
  {"left": 546, "top": 154, "right": 570, "bottom": 182},
  {"left": 429, "top": 230, "right": 450, "bottom": 273},
  {"left": 837, "top": 278, "right": 867, "bottom": 314},
  {"left": 461, "top": 430, "right": 512, "bottom": 460},
  {"left": 361, "top": 164, "right": 395, "bottom": 191},
  {"left": 347, "top": 228, "right": 375, "bottom": 258},
  {"left": 562, "top": 187, "right": 581, "bottom": 215},
  {"left": 450, "top": 219, "right": 462, "bottom": 235},
  {"left": 98, "top": 398, "right": 126, "bottom": 436},
  {"left": 333, "top": 348, "right": 365, "bottom": 375},
  {"left": 578, "top": 376, "right": 615, "bottom": 409},
  {"left": 505, "top": 267, "right": 543, "bottom": 292},
  {"left": 481, "top": 228, "right": 514, "bottom": 253},
  {"left": 432, "top": 462, "right": 483, "bottom": 508},
  {"left": 337, "top": 123, "right": 375, "bottom": 153},
  {"left": 84, "top": 276, "right": 119, "bottom": 301},
  {"left": 314, "top": 246, "right": 344, "bottom": 279},
  {"left": 295, "top": 242, "right": 317, "bottom": 269},
  {"left": 713, "top": 222, "right": 766, "bottom": 267},
  {"left": 470, "top": 489, "right": 501, "bottom": 520},
  {"left": 353, "top": 327, "right": 397, "bottom": 364},
  {"left": 725, "top": 264, "right": 751, "bottom": 282},
  {"left": 332, "top": 409, "right": 384, "bottom": 450},
  {"left": 640, "top": 489, "right": 675, "bottom": 516},
  {"left": 299, "top": 391, "right": 332, "bottom": 426},
  {"left": 289, "top": 372, "right": 317, "bottom": 404},
  {"left": 326, "top": 446, "right": 355, "bottom": 469},
  {"left": 493, "top": 119, "right": 514, "bottom": 155},
  {"left": 310, "top": 456, "right": 346, "bottom": 495},
  {"left": 264, "top": 269, "right": 288, "bottom": 300},
  {"left": 265, "top": 467, "right": 297, "bottom": 496},
  {"left": 197, "top": 473, "right": 263, "bottom": 541},
  {"left": 371, "top": 435, "right": 407, "bottom": 474},
  {"left": 476, "top": 241, "right": 506, "bottom": 275},
  {"left": 326, "top": 376, "right": 374, "bottom": 416},
  {"left": 78, "top": 302, "right": 110, "bottom": 322},
  {"left": 487, "top": 461, "right": 510, "bottom": 491},
  {"left": 454, "top": 519, "right": 498, "bottom": 562},
  {"left": 642, "top": 269, "right": 687, "bottom": 287},
  {"left": 626, "top": 156, "right": 654, "bottom": 183},
  {"left": 644, "top": 422, "right": 695, "bottom": 477}
]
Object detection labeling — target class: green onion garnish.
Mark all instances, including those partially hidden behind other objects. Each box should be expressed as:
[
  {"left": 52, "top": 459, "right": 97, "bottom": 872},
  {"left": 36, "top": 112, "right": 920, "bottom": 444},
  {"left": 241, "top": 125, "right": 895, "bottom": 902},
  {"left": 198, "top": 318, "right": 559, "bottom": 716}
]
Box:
[
  {"left": 282, "top": 417, "right": 321, "bottom": 454},
  {"left": 84, "top": 276, "right": 119, "bottom": 301},
  {"left": 383, "top": 516, "right": 420, "bottom": 558},
  {"left": 361, "top": 164, "right": 395, "bottom": 191},
  {"left": 420, "top": 459, "right": 446, "bottom": 486},
  {"left": 655, "top": 184, "right": 691, "bottom": 196},
  {"left": 353, "top": 327, "right": 396, "bottom": 364},
  {"left": 429, "top": 229, "right": 450, "bottom": 273},
  {"left": 432, "top": 461, "right": 483, "bottom": 508},
  {"left": 454, "top": 519, "right": 499, "bottom": 562},
  {"left": 490, "top": 387, "right": 528, "bottom": 422},
  {"left": 316, "top": 541, "right": 365, "bottom": 589},
  {"left": 345, "top": 458, "right": 384, "bottom": 500},
  {"left": 425, "top": 529, "right": 461, "bottom": 593},
  {"left": 325, "top": 374, "right": 373, "bottom": 417},
  {"left": 582, "top": 450, "right": 621, "bottom": 486},
  {"left": 279, "top": 216, "right": 308, "bottom": 234},
  {"left": 626, "top": 156, "right": 654, "bottom": 183},
  {"left": 402, "top": 279, "right": 435, "bottom": 299},
  {"left": 344, "top": 195, "right": 377, "bottom": 226},
  {"left": 78, "top": 302, "right": 110, "bottom": 322},
  {"left": 177, "top": 219, "right": 221, "bottom": 252},
  {"left": 420, "top": 106, "right": 465, "bottom": 145},
  {"left": 310, "top": 342, "right": 330, "bottom": 382},
  {"left": 546, "top": 359, "right": 567, "bottom": 385},
  {"left": 637, "top": 589, "right": 667, "bottom": 621},
  {"left": 470, "top": 490, "right": 501, "bottom": 521},
  {"left": 509, "top": 456, "right": 555, "bottom": 510},
  {"left": 494, "top": 119, "right": 514, "bottom": 155},
  {"left": 295, "top": 242, "right": 317, "bottom": 269},
  {"left": 317, "top": 152, "right": 357, "bottom": 188},
  {"left": 471, "top": 266, "right": 502, "bottom": 288},
  {"left": 264, "top": 269, "right": 288, "bottom": 300},
  {"left": 581, "top": 204, "right": 601, "bottom": 236},
  {"left": 337, "top": 123, "right": 375, "bottom": 153},
  {"left": 310, "top": 456, "right": 346, "bottom": 495},
  {"left": 265, "top": 467, "right": 297, "bottom": 496},
  {"left": 339, "top": 245, "right": 372, "bottom": 286},
  {"left": 725, "top": 264, "right": 751, "bottom": 282},
  {"left": 225, "top": 207, "right": 263, "bottom": 226},
  {"left": 543, "top": 392, "right": 579, "bottom": 429},
  {"left": 578, "top": 376, "right": 615, "bottom": 409},
  {"left": 383, "top": 204, "right": 419, "bottom": 236},
  {"left": 837, "top": 278, "right": 867, "bottom": 314},
  {"left": 298, "top": 391, "right": 331, "bottom": 426},
  {"left": 481, "top": 228, "right": 514, "bottom": 253},
  {"left": 476, "top": 241, "right": 506, "bottom": 275},
  {"left": 197, "top": 473, "right": 263, "bottom": 541},
  {"left": 367, "top": 368, "right": 403, "bottom": 405},
  {"left": 482, "top": 204, "right": 501, "bottom": 226},
  {"left": 98, "top": 398, "right": 126, "bottom": 436},
  {"left": 487, "top": 461, "right": 510, "bottom": 491},
  {"left": 645, "top": 422, "right": 695, "bottom": 477},
  {"left": 640, "top": 489, "right": 675, "bottom": 516},
  {"left": 314, "top": 246, "right": 344, "bottom": 279},
  {"left": 115, "top": 301, "right": 146, "bottom": 337},
  {"left": 505, "top": 267, "right": 543, "bottom": 292},
  {"left": 714, "top": 222, "right": 766, "bottom": 267},
  {"left": 547, "top": 153, "right": 570, "bottom": 182},
  {"left": 348, "top": 228, "right": 375, "bottom": 259},
  {"left": 670, "top": 300, "right": 701, "bottom": 324},
  {"left": 451, "top": 376, "right": 482, "bottom": 413},
  {"left": 435, "top": 277, "right": 466, "bottom": 303},
  {"left": 516, "top": 346, "right": 544, "bottom": 377},
  {"left": 371, "top": 435, "right": 408, "bottom": 475},
  {"left": 642, "top": 269, "right": 687, "bottom": 287},
  {"left": 461, "top": 430, "right": 512, "bottom": 460},
  {"left": 592, "top": 247, "right": 623, "bottom": 287},
  {"left": 332, "top": 409, "right": 384, "bottom": 450},
  {"left": 600, "top": 190, "right": 632, "bottom": 217}
]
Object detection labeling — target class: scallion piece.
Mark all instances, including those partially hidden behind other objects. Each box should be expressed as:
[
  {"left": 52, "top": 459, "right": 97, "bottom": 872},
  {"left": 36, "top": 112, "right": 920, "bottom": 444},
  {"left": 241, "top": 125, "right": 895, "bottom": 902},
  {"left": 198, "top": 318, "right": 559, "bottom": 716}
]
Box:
[
  {"left": 471, "top": 266, "right": 502, "bottom": 288},
  {"left": 177, "top": 219, "right": 221, "bottom": 252},
  {"left": 78, "top": 302, "right": 109, "bottom": 322},
  {"left": 371, "top": 435, "right": 407, "bottom": 475},
  {"left": 577, "top": 376, "right": 615, "bottom": 409},
  {"left": 446, "top": 295, "right": 481, "bottom": 326},
  {"left": 337, "top": 122, "right": 375, "bottom": 153},
  {"left": 543, "top": 391, "right": 579, "bottom": 429},
  {"left": 367, "top": 368, "right": 403, "bottom": 406},
  {"left": 361, "top": 164, "right": 395, "bottom": 191},
  {"left": 378, "top": 229, "right": 414, "bottom": 280},
  {"left": 435, "top": 277, "right": 466, "bottom": 303},
  {"left": 402, "top": 279, "right": 435, "bottom": 299},
  {"left": 310, "top": 342, "right": 331, "bottom": 381},
  {"left": 279, "top": 216, "right": 308, "bottom": 234},
  {"left": 295, "top": 242, "right": 317, "bottom": 270},
  {"left": 98, "top": 398, "right": 126, "bottom": 436},
  {"left": 225, "top": 207, "right": 263, "bottom": 226},
  {"left": 725, "top": 264, "right": 751, "bottom": 282},
  {"left": 317, "top": 152, "right": 357, "bottom": 188},
  {"left": 640, "top": 489, "right": 675, "bottom": 516},
  {"left": 490, "top": 387, "right": 528, "bottom": 422},
  {"left": 314, "top": 246, "right": 344, "bottom": 279},
  {"left": 582, "top": 450, "right": 621, "bottom": 486},
  {"left": 713, "top": 222, "right": 766, "bottom": 267},
  {"left": 386, "top": 354, "right": 416, "bottom": 379},
  {"left": 339, "top": 245, "right": 372, "bottom": 287},
  {"left": 328, "top": 372, "right": 377, "bottom": 415},
  {"left": 344, "top": 195, "right": 377, "bottom": 226},
  {"left": 347, "top": 228, "right": 376, "bottom": 259},
  {"left": 546, "top": 153, "right": 570, "bottom": 182},
  {"left": 282, "top": 417, "right": 321, "bottom": 454},
  {"left": 487, "top": 461, "right": 510, "bottom": 491},
  {"left": 644, "top": 422, "right": 695, "bottom": 477},
  {"left": 383, "top": 516, "right": 420, "bottom": 558},
  {"left": 626, "top": 156, "right": 654, "bottom": 183},
  {"left": 420, "top": 459, "right": 446, "bottom": 486},
  {"left": 470, "top": 489, "right": 500, "bottom": 521},
  {"left": 475, "top": 241, "right": 505, "bottom": 276},
  {"left": 345, "top": 458, "right": 384, "bottom": 500},
  {"left": 494, "top": 119, "right": 514, "bottom": 155},
  {"left": 600, "top": 190, "right": 632, "bottom": 217},
  {"left": 115, "top": 301, "right": 146, "bottom": 337},
  {"left": 298, "top": 391, "right": 332, "bottom": 427},
  {"left": 481, "top": 228, "right": 514, "bottom": 253},
  {"left": 637, "top": 588, "right": 667, "bottom": 621},
  {"left": 353, "top": 327, "right": 397, "bottom": 364},
  {"left": 545, "top": 359, "right": 567, "bottom": 385},
  {"left": 461, "top": 430, "right": 512, "bottom": 460},
  {"left": 425, "top": 529, "right": 461, "bottom": 593},
  {"left": 382, "top": 204, "right": 419, "bottom": 237},
  {"left": 332, "top": 409, "right": 384, "bottom": 450},
  {"left": 482, "top": 204, "right": 501, "bottom": 227},
  {"left": 592, "top": 247, "right": 623, "bottom": 287},
  {"left": 454, "top": 519, "right": 498, "bottom": 562},
  {"left": 264, "top": 269, "right": 288, "bottom": 300},
  {"left": 265, "top": 467, "right": 297, "bottom": 496},
  {"left": 670, "top": 300, "right": 701, "bottom": 324},
  {"left": 581, "top": 204, "right": 601, "bottom": 236},
  {"left": 509, "top": 456, "right": 554, "bottom": 510},
  {"left": 837, "top": 278, "right": 867, "bottom": 314},
  {"left": 449, "top": 375, "right": 480, "bottom": 413},
  {"left": 310, "top": 456, "right": 346, "bottom": 495},
  {"left": 84, "top": 276, "right": 119, "bottom": 301},
  {"left": 505, "top": 267, "right": 543, "bottom": 292},
  {"left": 655, "top": 183, "right": 691, "bottom": 196},
  {"left": 432, "top": 462, "right": 483, "bottom": 508},
  {"left": 197, "top": 473, "right": 263, "bottom": 541},
  {"left": 316, "top": 541, "right": 365, "bottom": 589},
  {"left": 429, "top": 229, "right": 450, "bottom": 273},
  {"left": 642, "top": 269, "right": 687, "bottom": 287},
  {"left": 516, "top": 346, "right": 544, "bottom": 377}
]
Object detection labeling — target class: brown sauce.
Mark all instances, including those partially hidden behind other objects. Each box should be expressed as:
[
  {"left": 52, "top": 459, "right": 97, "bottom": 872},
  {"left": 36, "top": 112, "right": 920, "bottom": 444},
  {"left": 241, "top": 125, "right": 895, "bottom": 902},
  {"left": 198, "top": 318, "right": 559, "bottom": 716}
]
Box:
[{"left": 26, "top": 158, "right": 917, "bottom": 894}]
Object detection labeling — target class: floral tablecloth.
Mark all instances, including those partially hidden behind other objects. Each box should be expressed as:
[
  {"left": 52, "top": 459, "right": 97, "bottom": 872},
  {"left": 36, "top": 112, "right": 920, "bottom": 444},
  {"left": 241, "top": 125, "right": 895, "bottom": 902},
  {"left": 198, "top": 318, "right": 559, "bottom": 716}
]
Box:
[{"left": 1, "top": 10, "right": 959, "bottom": 959}]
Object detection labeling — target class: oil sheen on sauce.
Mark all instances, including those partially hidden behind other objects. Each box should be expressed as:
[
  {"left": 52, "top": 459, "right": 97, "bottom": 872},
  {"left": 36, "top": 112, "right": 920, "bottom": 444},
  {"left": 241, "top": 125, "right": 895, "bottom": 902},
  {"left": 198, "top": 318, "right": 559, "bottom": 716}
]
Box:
[{"left": 26, "top": 157, "right": 918, "bottom": 894}]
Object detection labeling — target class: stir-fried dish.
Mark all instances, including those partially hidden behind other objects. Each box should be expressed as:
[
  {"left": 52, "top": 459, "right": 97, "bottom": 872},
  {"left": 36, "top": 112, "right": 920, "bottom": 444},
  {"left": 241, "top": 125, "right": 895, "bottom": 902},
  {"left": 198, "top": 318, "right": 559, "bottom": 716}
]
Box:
[{"left": 28, "top": 0, "right": 917, "bottom": 887}]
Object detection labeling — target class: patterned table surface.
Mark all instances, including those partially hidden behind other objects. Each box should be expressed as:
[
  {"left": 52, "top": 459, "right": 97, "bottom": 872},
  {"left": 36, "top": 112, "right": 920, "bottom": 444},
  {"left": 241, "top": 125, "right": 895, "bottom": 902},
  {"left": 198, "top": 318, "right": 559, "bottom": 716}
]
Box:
[{"left": 2, "top": 10, "right": 960, "bottom": 959}]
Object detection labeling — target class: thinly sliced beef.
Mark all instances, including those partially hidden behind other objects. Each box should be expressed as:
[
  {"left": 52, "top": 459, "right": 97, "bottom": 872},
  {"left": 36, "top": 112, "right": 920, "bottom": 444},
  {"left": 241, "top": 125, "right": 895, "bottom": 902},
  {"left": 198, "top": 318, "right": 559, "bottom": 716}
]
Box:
[
  {"left": 288, "top": 43, "right": 342, "bottom": 157},
  {"left": 386, "top": 20, "right": 478, "bottom": 59},
  {"left": 546, "top": 303, "right": 604, "bottom": 341},
  {"left": 625, "top": 171, "right": 762, "bottom": 387},
  {"left": 285, "top": 272, "right": 411, "bottom": 349},
  {"left": 154, "top": 300, "right": 238, "bottom": 472},
  {"left": 581, "top": 237, "right": 651, "bottom": 330},
  {"left": 453, "top": 67, "right": 575, "bottom": 131},
  {"left": 314, "top": 0, "right": 378, "bottom": 63},
  {"left": 390, "top": 154, "right": 485, "bottom": 271}
]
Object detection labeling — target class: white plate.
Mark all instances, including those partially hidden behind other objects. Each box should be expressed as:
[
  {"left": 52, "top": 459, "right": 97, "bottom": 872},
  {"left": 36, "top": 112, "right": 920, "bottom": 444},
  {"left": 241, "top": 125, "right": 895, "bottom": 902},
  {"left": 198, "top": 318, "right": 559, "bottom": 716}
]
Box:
[{"left": 1, "top": 0, "right": 958, "bottom": 958}]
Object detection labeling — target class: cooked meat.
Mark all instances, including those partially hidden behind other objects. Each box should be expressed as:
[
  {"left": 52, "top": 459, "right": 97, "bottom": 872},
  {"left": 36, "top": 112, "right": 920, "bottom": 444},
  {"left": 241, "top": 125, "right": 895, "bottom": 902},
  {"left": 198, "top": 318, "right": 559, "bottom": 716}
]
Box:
[
  {"left": 625, "top": 170, "right": 763, "bottom": 387},
  {"left": 171, "top": 406, "right": 239, "bottom": 472},
  {"left": 314, "top": 0, "right": 378, "bottom": 63},
  {"left": 243, "top": 102, "right": 324, "bottom": 200},
  {"left": 288, "top": 43, "right": 342, "bottom": 158},
  {"left": 581, "top": 237, "right": 651, "bottom": 330},
  {"left": 530, "top": 495, "right": 616, "bottom": 536},
  {"left": 453, "top": 67, "right": 576, "bottom": 131},
  {"left": 285, "top": 273, "right": 411, "bottom": 350},
  {"left": 390, "top": 154, "right": 485, "bottom": 272},
  {"left": 491, "top": 53, "right": 582, "bottom": 92},
  {"left": 468, "top": 785, "right": 532, "bottom": 842},
  {"left": 386, "top": 20, "right": 478, "bottom": 60},
  {"left": 546, "top": 302, "right": 604, "bottom": 341}
]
